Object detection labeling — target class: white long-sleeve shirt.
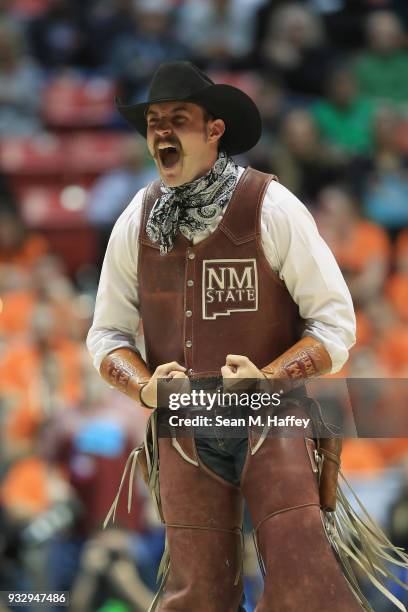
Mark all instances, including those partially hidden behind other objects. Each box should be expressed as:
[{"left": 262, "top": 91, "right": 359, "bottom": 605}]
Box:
[{"left": 87, "top": 168, "right": 356, "bottom": 373}]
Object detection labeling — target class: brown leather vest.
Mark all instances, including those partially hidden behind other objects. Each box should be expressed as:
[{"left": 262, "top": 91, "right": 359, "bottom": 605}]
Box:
[{"left": 138, "top": 167, "right": 302, "bottom": 377}]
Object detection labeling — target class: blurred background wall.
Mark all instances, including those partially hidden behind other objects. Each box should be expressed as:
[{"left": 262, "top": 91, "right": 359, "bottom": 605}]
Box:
[{"left": 0, "top": 1, "right": 407, "bottom": 610}]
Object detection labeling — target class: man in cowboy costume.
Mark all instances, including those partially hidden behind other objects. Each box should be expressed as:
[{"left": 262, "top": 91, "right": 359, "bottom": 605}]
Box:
[{"left": 87, "top": 62, "right": 407, "bottom": 611}]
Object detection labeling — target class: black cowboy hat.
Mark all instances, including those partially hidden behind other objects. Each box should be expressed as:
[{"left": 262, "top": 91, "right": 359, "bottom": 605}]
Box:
[{"left": 115, "top": 61, "right": 262, "bottom": 156}]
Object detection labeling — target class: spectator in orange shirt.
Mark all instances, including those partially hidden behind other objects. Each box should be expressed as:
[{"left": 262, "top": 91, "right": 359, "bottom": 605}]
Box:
[
  {"left": 0, "top": 301, "right": 85, "bottom": 431},
  {"left": 378, "top": 322, "right": 408, "bottom": 376},
  {"left": 0, "top": 254, "right": 79, "bottom": 341},
  {"left": 341, "top": 439, "right": 385, "bottom": 475},
  {"left": 0, "top": 210, "right": 48, "bottom": 270},
  {"left": 386, "top": 275, "right": 408, "bottom": 322},
  {"left": 395, "top": 229, "right": 408, "bottom": 272},
  {"left": 316, "top": 186, "right": 391, "bottom": 306},
  {"left": 0, "top": 455, "right": 50, "bottom": 520},
  {"left": 385, "top": 228, "right": 408, "bottom": 321}
]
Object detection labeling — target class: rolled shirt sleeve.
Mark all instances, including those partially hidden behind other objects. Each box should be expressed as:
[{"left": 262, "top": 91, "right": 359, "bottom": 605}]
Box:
[
  {"left": 86, "top": 188, "right": 145, "bottom": 371},
  {"left": 260, "top": 180, "right": 356, "bottom": 373}
]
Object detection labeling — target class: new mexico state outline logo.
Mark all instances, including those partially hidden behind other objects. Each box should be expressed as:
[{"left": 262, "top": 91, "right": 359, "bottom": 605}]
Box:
[{"left": 202, "top": 259, "right": 258, "bottom": 320}]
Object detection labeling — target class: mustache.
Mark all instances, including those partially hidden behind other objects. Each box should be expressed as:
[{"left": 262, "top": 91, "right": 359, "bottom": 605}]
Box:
[{"left": 153, "top": 137, "right": 181, "bottom": 157}]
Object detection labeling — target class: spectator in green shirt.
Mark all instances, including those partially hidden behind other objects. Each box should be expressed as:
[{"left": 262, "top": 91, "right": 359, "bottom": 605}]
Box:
[
  {"left": 312, "top": 65, "right": 375, "bottom": 156},
  {"left": 353, "top": 11, "right": 408, "bottom": 106}
]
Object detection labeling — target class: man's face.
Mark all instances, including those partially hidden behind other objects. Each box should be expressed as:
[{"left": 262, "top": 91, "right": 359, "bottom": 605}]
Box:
[{"left": 146, "top": 101, "right": 224, "bottom": 187}]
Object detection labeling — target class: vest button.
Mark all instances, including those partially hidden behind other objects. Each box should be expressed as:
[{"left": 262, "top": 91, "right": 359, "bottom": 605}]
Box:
[
  {"left": 188, "top": 251, "right": 195, "bottom": 260},
  {"left": 186, "top": 310, "right": 192, "bottom": 317},
  {"left": 187, "top": 279, "right": 194, "bottom": 287},
  {"left": 185, "top": 340, "right": 192, "bottom": 348}
]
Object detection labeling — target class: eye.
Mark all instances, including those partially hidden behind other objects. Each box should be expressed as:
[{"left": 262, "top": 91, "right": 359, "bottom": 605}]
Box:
[{"left": 173, "top": 116, "right": 187, "bottom": 124}]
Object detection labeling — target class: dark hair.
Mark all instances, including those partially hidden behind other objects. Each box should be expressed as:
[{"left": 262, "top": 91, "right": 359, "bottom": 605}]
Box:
[
  {"left": 202, "top": 107, "right": 223, "bottom": 151},
  {"left": 202, "top": 108, "right": 216, "bottom": 123}
]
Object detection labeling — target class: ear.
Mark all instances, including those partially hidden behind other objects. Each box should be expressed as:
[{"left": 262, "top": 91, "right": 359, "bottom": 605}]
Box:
[{"left": 207, "top": 118, "right": 225, "bottom": 145}]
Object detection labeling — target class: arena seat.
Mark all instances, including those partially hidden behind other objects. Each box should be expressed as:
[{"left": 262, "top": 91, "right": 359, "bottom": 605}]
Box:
[
  {"left": 42, "top": 75, "right": 117, "bottom": 128},
  {"left": 395, "top": 119, "right": 408, "bottom": 154},
  {"left": 18, "top": 184, "right": 88, "bottom": 228},
  {"left": 17, "top": 184, "right": 98, "bottom": 272},
  {"left": 0, "top": 131, "right": 128, "bottom": 192},
  {"left": 11, "top": 0, "right": 50, "bottom": 17},
  {"left": 64, "top": 132, "right": 128, "bottom": 174},
  {"left": 0, "top": 134, "right": 65, "bottom": 175},
  {"left": 208, "top": 70, "right": 260, "bottom": 101}
]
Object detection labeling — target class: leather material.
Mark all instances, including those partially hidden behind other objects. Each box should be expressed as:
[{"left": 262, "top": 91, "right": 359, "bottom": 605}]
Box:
[
  {"left": 241, "top": 403, "right": 363, "bottom": 612},
  {"left": 138, "top": 168, "right": 302, "bottom": 376},
  {"left": 318, "top": 436, "right": 342, "bottom": 512},
  {"left": 138, "top": 170, "right": 360, "bottom": 609},
  {"left": 157, "top": 436, "right": 244, "bottom": 612}
]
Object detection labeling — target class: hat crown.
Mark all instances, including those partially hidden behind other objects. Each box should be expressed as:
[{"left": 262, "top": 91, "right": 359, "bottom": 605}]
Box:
[{"left": 148, "top": 62, "right": 214, "bottom": 103}]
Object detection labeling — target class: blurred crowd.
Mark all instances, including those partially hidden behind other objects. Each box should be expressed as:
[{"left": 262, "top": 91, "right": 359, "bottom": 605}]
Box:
[{"left": 0, "top": 0, "right": 407, "bottom": 610}]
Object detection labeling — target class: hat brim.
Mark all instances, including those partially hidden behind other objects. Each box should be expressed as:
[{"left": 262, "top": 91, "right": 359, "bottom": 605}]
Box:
[{"left": 115, "top": 83, "right": 262, "bottom": 156}]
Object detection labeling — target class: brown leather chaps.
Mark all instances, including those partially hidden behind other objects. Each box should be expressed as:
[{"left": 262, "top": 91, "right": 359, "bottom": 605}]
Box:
[{"left": 157, "top": 404, "right": 363, "bottom": 612}]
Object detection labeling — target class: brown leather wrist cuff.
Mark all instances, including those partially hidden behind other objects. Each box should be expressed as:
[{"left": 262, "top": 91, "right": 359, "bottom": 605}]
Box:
[
  {"left": 260, "top": 370, "right": 283, "bottom": 394},
  {"left": 260, "top": 370, "right": 274, "bottom": 391},
  {"left": 100, "top": 348, "right": 151, "bottom": 402},
  {"left": 261, "top": 370, "right": 305, "bottom": 396}
]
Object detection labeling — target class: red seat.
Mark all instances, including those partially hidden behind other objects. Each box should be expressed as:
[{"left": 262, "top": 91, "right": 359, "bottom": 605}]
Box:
[
  {"left": 395, "top": 119, "right": 408, "bottom": 154},
  {"left": 18, "top": 184, "right": 89, "bottom": 229},
  {"left": 42, "top": 225, "right": 99, "bottom": 275},
  {"left": 64, "top": 132, "right": 128, "bottom": 173},
  {"left": 0, "top": 131, "right": 128, "bottom": 187},
  {"left": 42, "top": 75, "right": 117, "bottom": 128},
  {"left": 208, "top": 70, "right": 260, "bottom": 101},
  {"left": 18, "top": 184, "right": 99, "bottom": 273},
  {"left": 0, "top": 134, "right": 65, "bottom": 175},
  {"left": 11, "top": 0, "right": 50, "bottom": 17}
]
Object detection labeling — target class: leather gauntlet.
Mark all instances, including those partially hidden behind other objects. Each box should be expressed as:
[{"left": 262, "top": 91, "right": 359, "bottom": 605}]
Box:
[{"left": 100, "top": 348, "right": 151, "bottom": 402}]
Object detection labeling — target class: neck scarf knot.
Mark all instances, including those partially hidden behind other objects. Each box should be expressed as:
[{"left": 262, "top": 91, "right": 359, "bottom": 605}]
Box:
[{"left": 146, "top": 151, "right": 238, "bottom": 255}]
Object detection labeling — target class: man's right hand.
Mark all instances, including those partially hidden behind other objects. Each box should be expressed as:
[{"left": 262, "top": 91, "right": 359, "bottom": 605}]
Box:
[{"left": 141, "top": 361, "right": 188, "bottom": 408}]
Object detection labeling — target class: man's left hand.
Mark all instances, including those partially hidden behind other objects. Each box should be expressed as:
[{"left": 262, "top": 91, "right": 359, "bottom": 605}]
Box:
[{"left": 221, "top": 354, "right": 263, "bottom": 380}]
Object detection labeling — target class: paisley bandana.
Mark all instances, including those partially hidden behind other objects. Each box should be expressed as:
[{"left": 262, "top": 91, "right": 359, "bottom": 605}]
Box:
[{"left": 146, "top": 151, "right": 238, "bottom": 255}]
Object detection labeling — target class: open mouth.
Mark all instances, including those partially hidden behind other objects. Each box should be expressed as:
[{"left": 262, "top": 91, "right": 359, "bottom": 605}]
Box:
[{"left": 157, "top": 145, "right": 180, "bottom": 169}]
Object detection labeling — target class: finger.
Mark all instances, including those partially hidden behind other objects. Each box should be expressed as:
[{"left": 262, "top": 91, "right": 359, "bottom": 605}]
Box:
[
  {"left": 226, "top": 354, "right": 248, "bottom": 366},
  {"left": 156, "top": 362, "right": 186, "bottom": 375},
  {"left": 169, "top": 371, "right": 188, "bottom": 379},
  {"left": 221, "top": 365, "right": 236, "bottom": 378},
  {"left": 162, "top": 361, "right": 186, "bottom": 371},
  {"left": 233, "top": 367, "right": 252, "bottom": 380}
]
